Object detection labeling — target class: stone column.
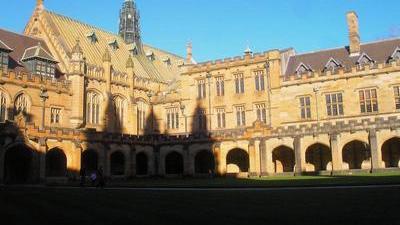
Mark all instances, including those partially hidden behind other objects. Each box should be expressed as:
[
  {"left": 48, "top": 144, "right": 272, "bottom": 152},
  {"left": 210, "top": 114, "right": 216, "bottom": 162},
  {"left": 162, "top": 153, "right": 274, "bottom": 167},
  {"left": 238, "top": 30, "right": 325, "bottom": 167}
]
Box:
[
  {"left": 265, "top": 142, "right": 274, "bottom": 174},
  {"left": 157, "top": 149, "right": 164, "bottom": 177},
  {"left": 38, "top": 138, "right": 47, "bottom": 182},
  {"left": 103, "top": 148, "right": 110, "bottom": 177},
  {"left": 130, "top": 148, "right": 136, "bottom": 177},
  {"left": 369, "top": 129, "right": 382, "bottom": 171},
  {"left": 214, "top": 143, "right": 225, "bottom": 175},
  {"left": 259, "top": 139, "right": 267, "bottom": 176},
  {"left": 125, "top": 150, "right": 132, "bottom": 178},
  {"left": 183, "top": 147, "right": 193, "bottom": 176},
  {"left": 294, "top": 136, "right": 303, "bottom": 175},
  {"left": 0, "top": 148, "right": 4, "bottom": 183},
  {"left": 248, "top": 140, "right": 257, "bottom": 176},
  {"left": 330, "top": 133, "right": 342, "bottom": 172}
]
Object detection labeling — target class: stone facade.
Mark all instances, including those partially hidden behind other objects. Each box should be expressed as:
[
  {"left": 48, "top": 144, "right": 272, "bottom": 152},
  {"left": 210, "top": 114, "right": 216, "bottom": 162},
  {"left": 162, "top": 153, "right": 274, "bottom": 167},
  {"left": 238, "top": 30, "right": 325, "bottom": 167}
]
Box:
[{"left": 1, "top": 0, "right": 400, "bottom": 183}]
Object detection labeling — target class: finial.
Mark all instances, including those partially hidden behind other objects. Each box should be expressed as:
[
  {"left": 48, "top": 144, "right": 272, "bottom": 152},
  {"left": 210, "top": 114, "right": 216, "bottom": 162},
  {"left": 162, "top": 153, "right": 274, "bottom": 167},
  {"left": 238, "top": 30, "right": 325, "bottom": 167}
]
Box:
[
  {"left": 102, "top": 48, "right": 111, "bottom": 62},
  {"left": 36, "top": 0, "right": 44, "bottom": 11},
  {"left": 126, "top": 55, "right": 134, "bottom": 68},
  {"left": 186, "top": 41, "right": 193, "bottom": 63},
  {"left": 72, "top": 38, "right": 83, "bottom": 54}
]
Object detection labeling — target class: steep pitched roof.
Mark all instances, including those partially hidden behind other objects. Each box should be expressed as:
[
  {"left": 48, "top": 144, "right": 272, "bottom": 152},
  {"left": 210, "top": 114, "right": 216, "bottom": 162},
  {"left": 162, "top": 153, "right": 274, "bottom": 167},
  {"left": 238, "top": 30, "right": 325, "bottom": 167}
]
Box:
[
  {"left": 21, "top": 43, "right": 57, "bottom": 62},
  {"left": 0, "top": 28, "right": 54, "bottom": 72},
  {"left": 285, "top": 38, "right": 400, "bottom": 76},
  {"left": 42, "top": 10, "right": 184, "bottom": 83}
]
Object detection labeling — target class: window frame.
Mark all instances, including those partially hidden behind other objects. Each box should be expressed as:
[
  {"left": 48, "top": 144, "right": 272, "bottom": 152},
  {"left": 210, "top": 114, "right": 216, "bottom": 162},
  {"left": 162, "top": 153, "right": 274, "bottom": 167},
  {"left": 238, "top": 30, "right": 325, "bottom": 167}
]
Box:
[
  {"left": 359, "top": 89, "right": 378, "bottom": 114},
  {"left": 299, "top": 96, "right": 312, "bottom": 120}
]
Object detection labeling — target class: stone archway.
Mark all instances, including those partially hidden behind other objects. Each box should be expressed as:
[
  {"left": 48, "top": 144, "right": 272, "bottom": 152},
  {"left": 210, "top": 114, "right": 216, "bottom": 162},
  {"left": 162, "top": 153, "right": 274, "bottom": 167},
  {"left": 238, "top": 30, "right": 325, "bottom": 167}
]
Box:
[
  {"left": 195, "top": 150, "right": 215, "bottom": 174},
  {"left": 46, "top": 148, "right": 67, "bottom": 177},
  {"left": 305, "top": 143, "right": 332, "bottom": 172},
  {"left": 136, "top": 152, "right": 148, "bottom": 175},
  {"left": 272, "top": 146, "right": 295, "bottom": 173},
  {"left": 165, "top": 151, "right": 183, "bottom": 175},
  {"left": 381, "top": 138, "right": 400, "bottom": 168},
  {"left": 226, "top": 148, "right": 249, "bottom": 173},
  {"left": 81, "top": 150, "right": 98, "bottom": 174},
  {"left": 342, "top": 140, "right": 370, "bottom": 170},
  {"left": 110, "top": 151, "right": 125, "bottom": 176},
  {"left": 4, "top": 144, "right": 34, "bottom": 184}
]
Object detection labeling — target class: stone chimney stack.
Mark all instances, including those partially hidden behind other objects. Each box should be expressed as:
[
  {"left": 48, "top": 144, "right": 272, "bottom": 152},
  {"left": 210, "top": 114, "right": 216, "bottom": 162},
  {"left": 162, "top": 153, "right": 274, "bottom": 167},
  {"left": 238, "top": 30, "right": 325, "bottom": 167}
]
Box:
[
  {"left": 186, "top": 42, "right": 193, "bottom": 64},
  {"left": 347, "top": 11, "right": 361, "bottom": 56}
]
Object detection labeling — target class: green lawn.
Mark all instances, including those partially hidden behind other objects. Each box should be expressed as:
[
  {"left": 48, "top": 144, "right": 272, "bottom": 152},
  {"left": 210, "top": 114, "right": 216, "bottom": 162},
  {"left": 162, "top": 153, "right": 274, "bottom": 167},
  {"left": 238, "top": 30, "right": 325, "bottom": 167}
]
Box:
[
  {"left": 1, "top": 184, "right": 399, "bottom": 225},
  {"left": 102, "top": 171, "right": 400, "bottom": 188}
]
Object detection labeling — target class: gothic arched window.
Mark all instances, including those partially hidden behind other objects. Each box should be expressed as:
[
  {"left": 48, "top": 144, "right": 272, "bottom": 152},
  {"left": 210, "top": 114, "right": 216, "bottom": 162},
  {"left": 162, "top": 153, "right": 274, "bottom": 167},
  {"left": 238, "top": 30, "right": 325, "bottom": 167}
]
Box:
[
  {"left": 14, "top": 93, "right": 30, "bottom": 115},
  {"left": 0, "top": 91, "right": 7, "bottom": 122},
  {"left": 86, "top": 92, "right": 101, "bottom": 125},
  {"left": 137, "top": 100, "right": 147, "bottom": 131},
  {"left": 113, "top": 96, "right": 126, "bottom": 128}
]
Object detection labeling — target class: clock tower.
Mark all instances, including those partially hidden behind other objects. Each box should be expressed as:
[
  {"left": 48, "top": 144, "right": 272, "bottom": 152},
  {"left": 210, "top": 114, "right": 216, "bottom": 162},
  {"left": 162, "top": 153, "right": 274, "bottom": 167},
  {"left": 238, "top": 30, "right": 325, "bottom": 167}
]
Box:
[{"left": 119, "top": 0, "right": 142, "bottom": 50}]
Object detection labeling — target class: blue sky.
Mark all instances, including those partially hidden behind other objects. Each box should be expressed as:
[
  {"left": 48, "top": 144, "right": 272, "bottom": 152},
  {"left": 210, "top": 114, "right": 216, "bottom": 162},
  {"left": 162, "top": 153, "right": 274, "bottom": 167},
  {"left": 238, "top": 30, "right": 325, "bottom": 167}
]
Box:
[{"left": 1, "top": 0, "right": 399, "bottom": 62}]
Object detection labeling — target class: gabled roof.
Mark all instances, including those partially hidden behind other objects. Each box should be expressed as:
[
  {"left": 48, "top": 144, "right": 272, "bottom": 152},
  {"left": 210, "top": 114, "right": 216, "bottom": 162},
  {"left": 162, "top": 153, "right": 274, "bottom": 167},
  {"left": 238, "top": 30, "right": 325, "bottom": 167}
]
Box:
[
  {"left": 324, "top": 57, "right": 342, "bottom": 68},
  {"left": 295, "top": 62, "right": 313, "bottom": 73},
  {"left": 0, "top": 39, "right": 13, "bottom": 52},
  {"left": 356, "top": 52, "right": 374, "bottom": 64},
  {"left": 21, "top": 43, "right": 57, "bottom": 62},
  {"left": 285, "top": 38, "right": 400, "bottom": 76},
  {"left": 39, "top": 10, "right": 184, "bottom": 83},
  {"left": 0, "top": 28, "right": 58, "bottom": 73}
]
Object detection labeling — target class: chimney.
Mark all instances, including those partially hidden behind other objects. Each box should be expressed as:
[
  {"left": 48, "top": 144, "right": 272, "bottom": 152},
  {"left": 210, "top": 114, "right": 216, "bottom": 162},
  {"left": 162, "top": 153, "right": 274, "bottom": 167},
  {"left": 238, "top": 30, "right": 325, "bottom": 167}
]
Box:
[
  {"left": 186, "top": 42, "right": 193, "bottom": 64},
  {"left": 347, "top": 11, "right": 360, "bottom": 56}
]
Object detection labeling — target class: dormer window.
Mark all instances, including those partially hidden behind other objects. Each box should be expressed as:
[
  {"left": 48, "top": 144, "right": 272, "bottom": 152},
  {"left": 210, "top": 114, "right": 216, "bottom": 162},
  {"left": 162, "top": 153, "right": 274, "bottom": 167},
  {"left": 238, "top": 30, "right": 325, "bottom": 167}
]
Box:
[
  {"left": 129, "top": 43, "right": 139, "bottom": 55},
  {"left": 108, "top": 39, "right": 119, "bottom": 51},
  {"left": 295, "top": 63, "right": 312, "bottom": 76},
  {"left": 21, "top": 43, "right": 58, "bottom": 78},
  {"left": 357, "top": 53, "right": 374, "bottom": 66},
  {"left": 163, "top": 57, "right": 171, "bottom": 65},
  {"left": 389, "top": 47, "right": 400, "bottom": 62},
  {"left": 0, "top": 39, "right": 13, "bottom": 70},
  {"left": 146, "top": 51, "right": 155, "bottom": 61},
  {"left": 86, "top": 31, "right": 98, "bottom": 44},
  {"left": 323, "top": 58, "right": 342, "bottom": 72}
]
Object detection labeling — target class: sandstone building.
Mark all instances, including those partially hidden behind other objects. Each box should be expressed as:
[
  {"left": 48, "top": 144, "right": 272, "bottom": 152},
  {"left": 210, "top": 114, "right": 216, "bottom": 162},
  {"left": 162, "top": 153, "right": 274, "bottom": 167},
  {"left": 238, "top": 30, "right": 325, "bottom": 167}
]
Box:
[{"left": 1, "top": 0, "right": 400, "bottom": 183}]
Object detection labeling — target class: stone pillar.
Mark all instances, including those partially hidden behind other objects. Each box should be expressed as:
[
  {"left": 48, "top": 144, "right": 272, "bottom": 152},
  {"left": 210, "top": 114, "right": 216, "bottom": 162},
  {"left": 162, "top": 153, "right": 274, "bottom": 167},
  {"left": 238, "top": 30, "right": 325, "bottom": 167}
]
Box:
[
  {"left": 214, "top": 143, "right": 225, "bottom": 175},
  {"left": 265, "top": 142, "right": 274, "bottom": 174},
  {"left": 103, "top": 148, "right": 110, "bottom": 177},
  {"left": 130, "top": 148, "right": 136, "bottom": 177},
  {"left": 259, "top": 139, "right": 267, "bottom": 176},
  {"left": 38, "top": 138, "right": 47, "bottom": 182},
  {"left": 369, "top": 129, "right": 382, "bottom": 171},
  {"left": 330, "top": 133, "right": 342, "bottom": 172},
  {"left": 125, "top": 150, "right": 132, "bottom": 178},
  {"left": 157, "top": 149, "right": 164, "bottom": 177},
  {"left": 184, "top": 147, "right": 194, "bottom": 176},
  {"left": 294, "top": 136, "right": 303, "bottom": 175},
  {"left": 0, "top": 148, "right": 4, "bottom": 183},
  {"left": 249, "top": 140, "right": 257, "bottom": 176}
]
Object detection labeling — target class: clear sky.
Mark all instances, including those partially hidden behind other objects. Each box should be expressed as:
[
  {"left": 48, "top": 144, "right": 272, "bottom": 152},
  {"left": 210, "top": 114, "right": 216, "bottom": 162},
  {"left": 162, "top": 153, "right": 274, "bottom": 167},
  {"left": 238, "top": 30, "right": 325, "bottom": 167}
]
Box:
[{"left": 1, "top": 0, "right": 399, "bottom": 62}]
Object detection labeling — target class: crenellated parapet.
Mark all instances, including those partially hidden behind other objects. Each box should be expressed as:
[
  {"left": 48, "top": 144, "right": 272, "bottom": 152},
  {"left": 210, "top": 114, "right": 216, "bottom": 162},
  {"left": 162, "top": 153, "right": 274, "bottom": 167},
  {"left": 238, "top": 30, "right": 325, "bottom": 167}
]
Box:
[{"left": 0, "top": 69, "right": 71, "bottom": 94}]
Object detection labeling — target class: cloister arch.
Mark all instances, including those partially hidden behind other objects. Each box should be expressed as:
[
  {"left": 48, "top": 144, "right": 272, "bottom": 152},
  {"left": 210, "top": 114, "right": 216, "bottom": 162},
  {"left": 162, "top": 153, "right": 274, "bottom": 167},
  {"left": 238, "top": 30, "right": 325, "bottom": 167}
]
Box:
[
  {"left": 195, "top": 150, "right": 215, "bottom": 174},
  {"left": 226, "top": 148, "right": 249, "bottom": 173},
  {"left": 272, "top": 146, "right": 295, "bottom": 173},
  {"left": 342, "top": 140, "right": 370, "bottom": 170},
  {"left": 110, "top": 151, "right": 125, "bottom": 176},
  {"left": 381, "top": 137, "right": 400, "bottom": 168},
  {"left": 3, "top": 144, "right": 34, "bottom": 183},
  {"left": 305, "top": 143, "right": 332, "bottom": 171},
  {"left": 165, "top": 151, "right": 183, "bottom": 175},
  {"left": 45, "top": 148, "right": 67, "bottom": 177},
  {"left": 136, "top": 152, "right": 148, "bottom": 175},
  {"left": 81, "top": 149, "right": 98, "bottom": 174}
]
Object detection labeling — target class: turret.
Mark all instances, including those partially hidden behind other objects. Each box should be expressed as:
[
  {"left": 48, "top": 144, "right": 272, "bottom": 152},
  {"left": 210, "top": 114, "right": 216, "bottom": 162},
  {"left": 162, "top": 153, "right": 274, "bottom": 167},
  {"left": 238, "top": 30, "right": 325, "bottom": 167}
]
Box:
[
  {"left": 347, "top": 11, "right": 361, "bottom": 56},
  {"left": 126, "top": 55, "right": 135, "bottom": 88},
  {"left": 268, "top": 50, "right": 281, "bottom": 89},
  {"left": 102, "top": 48, "right": 112, "bottom": 92}
]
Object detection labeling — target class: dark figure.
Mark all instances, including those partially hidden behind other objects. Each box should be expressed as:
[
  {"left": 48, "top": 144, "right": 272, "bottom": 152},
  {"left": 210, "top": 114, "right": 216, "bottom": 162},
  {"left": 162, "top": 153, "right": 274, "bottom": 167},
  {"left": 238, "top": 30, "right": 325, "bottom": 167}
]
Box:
[
  {"left": 96, "top": 167, "right": 105, "bottom": 188},
  {"left": 79, "top": 168, "right": 86, "bottom": 187}
]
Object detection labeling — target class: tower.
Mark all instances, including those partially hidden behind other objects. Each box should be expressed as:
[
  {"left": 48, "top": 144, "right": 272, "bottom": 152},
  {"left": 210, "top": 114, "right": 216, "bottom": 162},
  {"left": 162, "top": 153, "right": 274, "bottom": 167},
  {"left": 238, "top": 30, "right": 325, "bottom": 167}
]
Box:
[{"left": 119, "top": 0, "right": 142, "bottom": 50}]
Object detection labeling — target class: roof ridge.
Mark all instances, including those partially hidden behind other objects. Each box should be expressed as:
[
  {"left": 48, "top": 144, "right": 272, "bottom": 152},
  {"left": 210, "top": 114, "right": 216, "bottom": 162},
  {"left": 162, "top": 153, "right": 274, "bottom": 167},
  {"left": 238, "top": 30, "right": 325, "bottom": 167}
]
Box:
[{"left": 0, "top": 28, "right": 45, "bottom": 42}]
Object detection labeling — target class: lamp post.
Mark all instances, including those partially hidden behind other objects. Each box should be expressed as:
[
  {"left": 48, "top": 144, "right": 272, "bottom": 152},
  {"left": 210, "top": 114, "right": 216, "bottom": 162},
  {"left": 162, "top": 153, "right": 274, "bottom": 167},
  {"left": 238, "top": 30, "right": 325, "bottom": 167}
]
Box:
[
  {"left": 206, "top": 72, "right": 212, "bottom": 133},
  {"left": 180, "top": 104, "right": 187, "bottom": 135},
  {"left": 39, "top": 87, "right": 49, "bottom": 131}
]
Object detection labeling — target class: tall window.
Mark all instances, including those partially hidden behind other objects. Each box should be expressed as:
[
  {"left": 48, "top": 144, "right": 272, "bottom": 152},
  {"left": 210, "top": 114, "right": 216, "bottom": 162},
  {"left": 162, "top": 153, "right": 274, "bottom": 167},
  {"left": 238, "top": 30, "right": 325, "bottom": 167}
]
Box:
[
  {"left": 359, "top": 89, "right": 378, "bottom": 113},
  {"left": 86, "top": 92, "right": 100, "bottom": 125},
  {"left": 255, "top": 103, "right": 267, "bottom": 123},
  {"left": 137, "top": 101, "right": 147, "bottom": 131},
  {"left": 14, "top": 94, "right": 29, "bottom": 115},
  {"left": 215, "top": 77, "right": 225, "bottom": 96},
  {"left": 166, "top": 108, "right": 179, "bottom": 130},
  {"left": 394, "top": 86, "right": 400, "bottom": 110},
  {"left": 216, "top": 108, "right": 226, "bottom": 129},
  {"left": 198, "top": 109, "right": 207, "bottom": 131},
  {"left": 50, "top": 108, "right": 61, "bottom": 124},
  {"left": 0, "top": 91, "right": 6, "bottom": 122},
  {"left": 326, "top": 93, "right": 344, "bottom": 117},
  {"left": 299, "top": 97, "right": 311, "bottom": 119},
  {"left": 35, "top": 60, "right": 56, "bottom": 77},
  {"left": 254, "top": 70, "right": 265, "bottom": 91},
  {"left": 236, "top": 106, "right": 246, "bottom": 127},
  {"left": 235, "top": 74, "right": 245, "bottom": 94},
  {"left": 114, "top": 96, "right": 126, "bottom": 128},
  {"left": 0, "top": 51, "right": 8, "bottom": 69},
  {"left": 197, "top": 79, "right": 206, "bottom": 99}
]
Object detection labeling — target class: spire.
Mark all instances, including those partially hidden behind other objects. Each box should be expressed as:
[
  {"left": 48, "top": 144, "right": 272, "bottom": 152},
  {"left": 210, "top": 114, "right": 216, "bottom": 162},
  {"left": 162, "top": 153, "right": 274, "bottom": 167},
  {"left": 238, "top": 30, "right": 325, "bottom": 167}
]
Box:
[
  {"left": 36, "top": 0, "right": 44, "bottom": 12},
  {"left": 186, "top": 42, "right": 193, "bottom": 64},
  {"left": 126, "top": 55, "right": 134, "bottom": 68},
  {"left": 119, "top": 0, "right": 142, "bottom": 52},
  {"left": 72, "top": 39, "right": 83, "bottom": 55}
]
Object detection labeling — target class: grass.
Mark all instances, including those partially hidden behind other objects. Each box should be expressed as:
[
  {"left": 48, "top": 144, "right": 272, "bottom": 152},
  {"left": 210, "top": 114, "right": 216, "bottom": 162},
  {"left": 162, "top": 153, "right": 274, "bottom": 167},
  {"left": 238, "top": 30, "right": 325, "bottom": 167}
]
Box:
[
  {"left": 102, "top": 171, "right": 400, "bottom": 188},
  {"left": 1, "top": 184, "right": 400, "bottom": 225}
]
